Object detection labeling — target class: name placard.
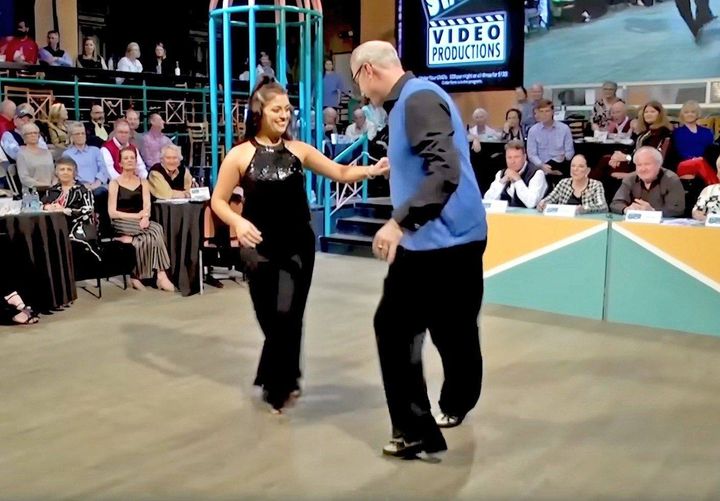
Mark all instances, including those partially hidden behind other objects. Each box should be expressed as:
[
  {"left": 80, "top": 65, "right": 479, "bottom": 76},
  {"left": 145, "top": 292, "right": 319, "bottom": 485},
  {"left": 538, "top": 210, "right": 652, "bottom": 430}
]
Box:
[
  {"left": 625, "top": 209, "right": 662, "bottom": 224},
  {"left": 706, "top": 214, "right": 720, "bottom": 227},
  {"left": 544, "top": 204, "right": 578, "bottom": 217},
  {"left": 190, "top": 187, "right": 211, "bottom": 202},
  {"left": 483, "top": 200, "right": 508, "bottom": 213}
]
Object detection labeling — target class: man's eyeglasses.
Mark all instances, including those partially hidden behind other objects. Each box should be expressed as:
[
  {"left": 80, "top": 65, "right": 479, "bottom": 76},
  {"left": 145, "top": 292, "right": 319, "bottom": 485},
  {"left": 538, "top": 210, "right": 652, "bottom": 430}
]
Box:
[{"left": 353, "top": 63, "right": 367, "bottom": 84}]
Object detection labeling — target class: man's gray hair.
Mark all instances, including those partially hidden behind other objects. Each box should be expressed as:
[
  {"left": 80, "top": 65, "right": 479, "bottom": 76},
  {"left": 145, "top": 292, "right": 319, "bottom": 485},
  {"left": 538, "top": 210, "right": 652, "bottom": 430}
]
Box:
[
  {"left": 161, "top": 143, "right": 183, "bottom": 161},
  {"left": 68, "top": 122, "right": 86, "bottom": 135},
  {"left": 633, "top": 146, "right": 663, "bottom": 166},
  {"left": 351, "top": 41, "right": 402, "bottom": 70}
]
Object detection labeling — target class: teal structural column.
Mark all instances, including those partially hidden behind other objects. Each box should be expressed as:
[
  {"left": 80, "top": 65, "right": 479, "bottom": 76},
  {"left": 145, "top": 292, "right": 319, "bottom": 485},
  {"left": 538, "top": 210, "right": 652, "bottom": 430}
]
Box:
[
  {"left": 248, "top": 6, "right": 257, "bottom": 92},
  {"left": 278, "top": 8, "right": 287, "bottom": 87},
  {"left": 209, "top": 12, "right": 219, "bottom": 186},
  {"left": 73, "top": 76, "right": 80, "bottom": 121},
  {"left": 303, "top": 14, "right": 312, "bottom": 199},
  {"left": 222, "top": 10, "right": 233, "bottom": 156}
]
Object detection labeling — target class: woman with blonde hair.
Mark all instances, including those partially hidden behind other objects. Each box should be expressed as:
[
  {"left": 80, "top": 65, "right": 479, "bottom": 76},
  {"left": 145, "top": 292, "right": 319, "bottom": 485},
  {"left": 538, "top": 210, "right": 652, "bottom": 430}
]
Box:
[
  {"left": 116, "top": 42, "right": 143, "bottom": 84},
  {"left": 47, "top": 103, "right": 70, "bottom": 154},
  {"left": 673, "top": 100, "right": 718, "bottom": 186},
  {"left": 76, "top": 36, "right": 107, "bottom": 70}
]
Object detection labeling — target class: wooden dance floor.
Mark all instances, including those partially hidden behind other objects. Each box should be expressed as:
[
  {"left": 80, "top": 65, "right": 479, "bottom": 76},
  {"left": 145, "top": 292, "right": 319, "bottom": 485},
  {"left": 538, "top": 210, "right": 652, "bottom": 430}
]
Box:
[{"left": 1, "top": 254, "right": 719, "bottom": 499}]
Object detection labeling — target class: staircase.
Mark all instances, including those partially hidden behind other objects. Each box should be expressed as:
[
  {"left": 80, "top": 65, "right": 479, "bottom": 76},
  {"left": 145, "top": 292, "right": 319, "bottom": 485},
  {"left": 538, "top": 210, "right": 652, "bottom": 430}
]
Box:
[{"left": 319, "top": 197, "right": 392, "bottom": 257}]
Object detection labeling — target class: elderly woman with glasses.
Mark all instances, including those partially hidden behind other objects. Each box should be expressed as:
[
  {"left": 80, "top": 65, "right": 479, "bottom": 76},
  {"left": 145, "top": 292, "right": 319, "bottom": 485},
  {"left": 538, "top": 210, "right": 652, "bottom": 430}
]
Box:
[{"left": 17, "top": 122, "right": 55, "bottom": 191}]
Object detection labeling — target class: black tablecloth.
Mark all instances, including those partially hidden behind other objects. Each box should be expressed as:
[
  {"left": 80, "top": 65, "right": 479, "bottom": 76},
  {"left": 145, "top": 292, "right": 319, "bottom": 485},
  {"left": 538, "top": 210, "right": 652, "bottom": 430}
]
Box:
[
  {"left": 0, "top": 212, "right": 76, "bottom": 310},
  {"left": 151, "top": 202, "right": 205, "bottom": 297}
]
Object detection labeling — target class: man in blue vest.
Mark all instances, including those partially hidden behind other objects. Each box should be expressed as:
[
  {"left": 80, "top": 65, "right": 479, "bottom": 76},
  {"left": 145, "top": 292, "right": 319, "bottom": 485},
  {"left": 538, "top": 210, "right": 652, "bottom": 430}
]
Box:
[{"left": 350, "top": 41, "right": 488, "bottom": 458}]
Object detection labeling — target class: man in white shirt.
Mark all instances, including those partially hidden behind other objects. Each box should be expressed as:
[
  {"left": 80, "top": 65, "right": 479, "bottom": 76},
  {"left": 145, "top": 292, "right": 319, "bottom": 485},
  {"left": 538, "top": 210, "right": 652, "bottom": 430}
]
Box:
[
  {"left": 101, "top": 119, "right": 147, "bottom": 180},
  {"left": 467, "top": 107, "right": 499, "bottom": 153},
  {"left": 484, "top": 140, "right": 548, "bottom": 208},
  {"left": 467, "top": 107, "right": 499, "bottom": 140},
  {"left": 345, "top": 108, "right": 377, "bottom": 140}
]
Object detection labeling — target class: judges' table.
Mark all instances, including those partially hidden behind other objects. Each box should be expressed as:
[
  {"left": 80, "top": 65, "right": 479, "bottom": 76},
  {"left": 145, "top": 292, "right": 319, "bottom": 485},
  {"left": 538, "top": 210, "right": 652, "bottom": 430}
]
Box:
[
  {"left": 483, "top": 209, "right": 611, "bottom": 320},
  {"left": 151, "top": 200, "right": 205, "bottom": 297},
  {"left": 0, "top": 211, "right": 76, "bottom": 310},
  {"left": 607, "top": 221, "right": 720, "bottom": 337}
]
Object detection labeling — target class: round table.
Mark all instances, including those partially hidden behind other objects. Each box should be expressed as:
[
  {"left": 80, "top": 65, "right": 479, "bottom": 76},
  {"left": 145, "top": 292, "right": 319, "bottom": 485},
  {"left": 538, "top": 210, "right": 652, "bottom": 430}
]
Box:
[
  {"left": 151, "top": 201, "right": 205, "bottom": 297},
  {"left": 0, "top": 211, "right": 76, "bottom": 311}
]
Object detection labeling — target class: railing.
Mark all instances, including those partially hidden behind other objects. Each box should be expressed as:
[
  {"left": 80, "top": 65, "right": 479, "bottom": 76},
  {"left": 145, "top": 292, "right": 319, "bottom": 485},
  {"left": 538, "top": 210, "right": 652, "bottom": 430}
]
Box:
[{"left": 323, "top": 134, "right": 369, "bottom": 236}]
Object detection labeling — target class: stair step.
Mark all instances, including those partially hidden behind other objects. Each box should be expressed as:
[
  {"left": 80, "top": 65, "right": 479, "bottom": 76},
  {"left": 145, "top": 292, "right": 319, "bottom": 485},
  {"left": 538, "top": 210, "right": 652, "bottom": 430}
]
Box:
[
  {"left": 354, "top": 198, "right": 393, "bottom": 219},
  {"left": 321, "top": 233, "right": 373, "bottom": 245},
  {"left": 336, "top": 216, "right": 387, "bottom": 236}
]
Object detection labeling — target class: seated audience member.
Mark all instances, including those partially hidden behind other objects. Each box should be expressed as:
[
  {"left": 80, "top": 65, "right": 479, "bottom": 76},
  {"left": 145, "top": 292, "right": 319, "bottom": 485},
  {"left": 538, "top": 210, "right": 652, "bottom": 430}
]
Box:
[
  {"left": 592, "top": 101, "right": 673, "bottom": 200},
  {"left": 591, "top": 81, "right": 622, "bottom": 131},
  {"left": 108, "top": 147, "right": 174, "bottom": 292},
  {"left": 323, "top": 107, "right": 338, "bottom": 135},
  {"left": 345, "top": 108, "right": 377, "bottom": 141},
  {"left": 152, "top": 42, "right": 174, "bottom": 76},
  {"left": 526, "top": 98, "right": 575, "bottom": 186},
  {"left": 521, "top": 83, "right": 543, "bottom": 135},
  {"left": 0, "top": 233, "right": 38, "bottom": 325},
  {"left": 76, "top": 36, "right": 107, "bottom": 70},
  {"left": 63, "top": 122, "right": 107, "bottom": 194},
  {"left": 673, "top": 100, "right": 718, "bottom": 186},
  {"left": 4, "top": 20, "right": 39, "bottom": 64},
  {"left": 47, "top": 103, "right": 70, "bottom": 158},
  {"left": 141, "top": 113, "right": 172, "bottom": 167},
  {"left": 256, "top": 52, "right": 275, "bottom": 79},
  {"left": 610, "top": 146, "right": 685, "bottom": 218},
  {"left": 692, "top": 159, "right": 720, "bottom": 221},
  {"left": 148, "top": 144, "right": 192, "bottom": 199},
  {"left": 117, "top": 109, "right": 145, "bottom": 151},
  {"left": 42, "top": 157, "right": 97, "bottom": 253},
  {"left": 38, "top": 30, "right": 73, "bottom": 67},
  {"left": 102, "top": 119, "right": 148, "bottom": 181},
  {"left": 606, "top": 101, "right": 633, "bottom": 135},
  {"left": 468, "top": 107, "right": 500, "bottom": 142},
  {"left": 484, "top": 140, "right": 548, "bottom": 208},
  {"left": 537, "top": 154, "right": 607, "bottom": 213},
  {"left": 1, "top": 106, "right": 48, "bottom": 161},
  {"left": 501, "top": 108, "right": 524, "bottom": 142},
  {"left": 116, "top": 42, "right": 143, "bottom": 84},
  {"left": 17, "top": 123, "right": 55, "bottom": 190},
  {"left": 85, "top": 105, "right": 111, "bottom": 148},
  {"left": 362, "top": 99, "right": 388, "bottom": 132},
  {"left": 0, "top": 100, "right": 16, "bottom": 138}
]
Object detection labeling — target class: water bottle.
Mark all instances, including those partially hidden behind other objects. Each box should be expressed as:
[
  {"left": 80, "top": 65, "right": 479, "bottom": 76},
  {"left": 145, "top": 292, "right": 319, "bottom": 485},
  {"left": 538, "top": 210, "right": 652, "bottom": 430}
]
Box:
[
  {"left": 21, "top": 189, "right": 32, "bottom": 212},
  {"left": 309, "top": 190, "right": 317, "bottom": 205},
  {"left": 174, "top": 61, "right": 181, "bottom": 77},
  {"left": 30, "top": 189, "right": 41, "bottom": 211}
]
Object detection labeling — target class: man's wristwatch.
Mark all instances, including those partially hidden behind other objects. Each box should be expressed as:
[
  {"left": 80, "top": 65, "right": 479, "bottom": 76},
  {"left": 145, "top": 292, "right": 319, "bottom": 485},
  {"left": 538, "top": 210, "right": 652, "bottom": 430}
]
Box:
[{"left": 625, "top": 154, "right": 632, "bottom": 162}]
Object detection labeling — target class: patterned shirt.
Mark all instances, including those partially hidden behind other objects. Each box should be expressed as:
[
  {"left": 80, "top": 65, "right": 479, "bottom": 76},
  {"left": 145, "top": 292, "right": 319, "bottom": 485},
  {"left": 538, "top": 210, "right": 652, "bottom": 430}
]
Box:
[
  {"left": 541, "top": 178, "right": 608, "bottom": 213},
  {"left": 694, "top": 183, "right": 720, "bottom": 215}
]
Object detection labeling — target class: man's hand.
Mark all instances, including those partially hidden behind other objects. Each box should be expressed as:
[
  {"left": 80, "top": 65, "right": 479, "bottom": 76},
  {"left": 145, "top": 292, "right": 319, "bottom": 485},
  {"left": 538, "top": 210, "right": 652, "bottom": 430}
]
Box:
[
  {"left": 372, "top": 219, "right": 403, "bottom": 264},
  {"left": 506, "top": 169, "right": 521, "bottom": 183},
  {"left": 368, "top": 157, "right": 390, "bottom": 178},
  {"left": 471, "top": 138, "right": 481, "bottom": 153},
  {"left": 633, "top": 198, "right": 654, "bottom": 211}
]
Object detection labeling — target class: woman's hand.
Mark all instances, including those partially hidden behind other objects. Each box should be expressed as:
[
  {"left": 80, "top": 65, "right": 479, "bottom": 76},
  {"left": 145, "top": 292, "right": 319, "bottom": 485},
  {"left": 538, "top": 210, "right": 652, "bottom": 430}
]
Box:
[
  {"left": 537, "top": 200, "right": 547, "bottom": 212},
  {"left": 139, "top": 215, "right": 150, "bottom": 229},
  {"left": 367, "top": 157, "right": 390, "bottom": 179},
  {"left": 234, "top": 217, "right": 263, "bottom": 248}
]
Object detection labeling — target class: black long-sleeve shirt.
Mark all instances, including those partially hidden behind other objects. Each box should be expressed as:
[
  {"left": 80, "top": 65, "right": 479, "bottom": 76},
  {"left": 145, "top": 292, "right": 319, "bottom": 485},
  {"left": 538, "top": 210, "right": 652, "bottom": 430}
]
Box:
[{"left": 383, "top": 72, "right": 460, "bottom": 230}]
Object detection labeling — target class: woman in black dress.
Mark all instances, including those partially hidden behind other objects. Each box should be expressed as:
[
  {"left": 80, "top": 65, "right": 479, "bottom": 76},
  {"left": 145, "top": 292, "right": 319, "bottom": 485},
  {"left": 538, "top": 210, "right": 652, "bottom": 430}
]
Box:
[{"left": 211, "top": 77, "right": 388, "bottom": 413}]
